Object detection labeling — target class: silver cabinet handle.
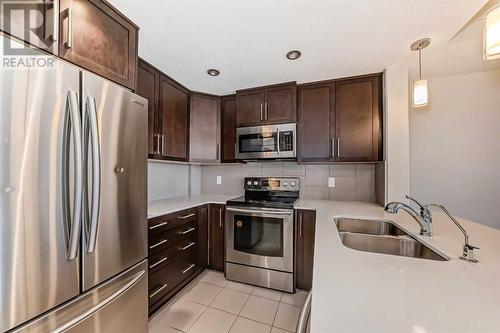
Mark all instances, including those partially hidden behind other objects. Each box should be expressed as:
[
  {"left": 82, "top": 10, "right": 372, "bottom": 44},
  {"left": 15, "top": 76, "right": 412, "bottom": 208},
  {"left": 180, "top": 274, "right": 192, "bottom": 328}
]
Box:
[
  {"left": 216, "top": 143, "right": 220, "bottom": 160},
  {"left": 85, "top": 96, "right": 101, "bottom": 253},
  {"left": 149, "top": 239, "right": 167, "bottom": 249},
  {"left": 178, "top": 227, "right": 195, "bottom": 235},
  {"left": 53, "top": 270, "right": 146, "bottom": 332},
  {"left": 260, "top": 103, "right": 263, "bottom": 121},
  {"left": 299, "top": 212, "right": 303, "bottom": 238},
  {"left": 65, "top": 8, "right": 72, "bottom": 48},
  {"left": 179, "top": 242, "right": 196, "bottom": 251},
  {"left": 180, "top": 213, "right": 195, "bottom": 219},
  {"left": 219, "top": 208, "right": 223, "bottom": 228},
  {"left": 337, "top": 137, "right": 340, "bottom": 158},
  {"left": 44, "top": 0, "right": 59, "bottom": 41},
  {"left": 265, "top": 102, "right": 268, "bottom": 120},
  {"left": 296, "top": 292, "right": 313, "bottom": 333},
  {"left": 331, "top": 138, "right": 335, "bottom": 158},
  {"left": 149, "top": 257, "right": 168, "bottom": 269},
  {"left": 64, "top": 90, "right": 83, "bottom": 261},
  {"left": 149, "top": 221, "right": 168, "bottom": 230},
  {"left": 161, "top": 134, "right": 165, "bottom": 155},
  {"left": 149, "top": 283, "right": 169, "bottom": 299},
  {"left": 182, "top": 264, "right": 195, "bottom": 274}
]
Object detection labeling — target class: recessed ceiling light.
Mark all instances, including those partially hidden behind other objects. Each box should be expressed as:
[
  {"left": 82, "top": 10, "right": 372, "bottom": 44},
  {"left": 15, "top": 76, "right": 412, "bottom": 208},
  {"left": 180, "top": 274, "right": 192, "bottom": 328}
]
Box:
[
  {"left": 286, "top": 50, "right": 301, "bottom": 60},
  {"left": 207, "top": 68, "right": 220, "bottom": 76}
]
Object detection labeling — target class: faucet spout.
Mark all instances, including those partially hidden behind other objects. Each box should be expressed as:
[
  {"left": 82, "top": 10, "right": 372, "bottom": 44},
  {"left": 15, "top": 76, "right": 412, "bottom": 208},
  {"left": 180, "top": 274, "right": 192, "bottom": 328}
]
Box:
[{"left": 384, "top": 201, "right": 433, "bottom": 237}]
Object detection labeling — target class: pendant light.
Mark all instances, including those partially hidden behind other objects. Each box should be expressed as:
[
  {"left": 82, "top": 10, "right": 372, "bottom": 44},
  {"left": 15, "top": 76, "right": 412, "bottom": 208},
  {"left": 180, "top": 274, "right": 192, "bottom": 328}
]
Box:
[
  {"left": 410, "top": 38, "right": 431, "bottom": 108},
  {"left": 484, "top": 5, "right": 500, "bottom": 60}
]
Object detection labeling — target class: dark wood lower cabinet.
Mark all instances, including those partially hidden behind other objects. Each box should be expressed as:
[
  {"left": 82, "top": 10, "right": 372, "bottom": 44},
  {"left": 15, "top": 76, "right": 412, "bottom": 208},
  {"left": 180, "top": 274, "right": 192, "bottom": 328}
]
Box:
[
  {"left": 197, "top": 205, "right": 209, "bottom": 270},
  {"left": 208, "top": 204, "right": 225, "bottom": 272},
  {"left": 295, "top": 209, "right": 316, "bottom": 290},
  {"left": 148, "top": 207, "right": 202, "bottom": 315}
]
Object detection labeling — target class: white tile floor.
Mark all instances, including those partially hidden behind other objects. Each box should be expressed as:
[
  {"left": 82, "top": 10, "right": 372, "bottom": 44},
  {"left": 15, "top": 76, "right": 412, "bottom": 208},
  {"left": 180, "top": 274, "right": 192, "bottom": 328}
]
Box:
[{"left": 149, "top": 270, "right": 307, "bottom": 333}]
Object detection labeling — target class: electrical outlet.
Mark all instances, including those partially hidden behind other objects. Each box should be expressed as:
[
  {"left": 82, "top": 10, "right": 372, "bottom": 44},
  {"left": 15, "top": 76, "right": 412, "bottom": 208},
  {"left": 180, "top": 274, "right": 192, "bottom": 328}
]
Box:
[
  {"left": 216, "top": 176, "right": 222, "bottom": 185},
  {"left": 328, "top": 177, "right": 336, "bottom": 188}
]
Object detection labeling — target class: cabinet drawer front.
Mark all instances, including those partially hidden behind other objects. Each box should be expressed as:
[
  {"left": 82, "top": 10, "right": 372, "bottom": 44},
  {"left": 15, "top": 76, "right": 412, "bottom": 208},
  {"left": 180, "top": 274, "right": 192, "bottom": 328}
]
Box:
[
  {"left": 148, "top": 221, "right": 197, "bottom": 254},
  {"left": 148, "top": 251, "right": 198, "bottom": 306},
  {"left": 148, "top": 237, "right": 198, "bottom": 272},
  {"left": 148, "top": 209, "right": 197, "bottom": 233}
]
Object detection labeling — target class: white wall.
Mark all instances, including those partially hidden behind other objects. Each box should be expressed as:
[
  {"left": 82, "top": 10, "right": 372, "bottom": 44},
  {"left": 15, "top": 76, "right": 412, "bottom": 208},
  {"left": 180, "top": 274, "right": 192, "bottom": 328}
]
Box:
[
  {"left": 384, "top": 66, "right": 410, "bottom": 204},
  {"left": 147, "top": 161, "right": 191, "bottom": 202},
  {"left": 410, "top": 69, "right": 500, "bottom": 229}
]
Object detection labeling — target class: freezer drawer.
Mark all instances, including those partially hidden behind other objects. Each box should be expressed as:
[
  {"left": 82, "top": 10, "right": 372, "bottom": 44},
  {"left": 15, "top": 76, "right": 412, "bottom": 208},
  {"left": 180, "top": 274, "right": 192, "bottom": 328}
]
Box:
[{"left": 13, "top": 260, "right": 148, "bottom": 333}]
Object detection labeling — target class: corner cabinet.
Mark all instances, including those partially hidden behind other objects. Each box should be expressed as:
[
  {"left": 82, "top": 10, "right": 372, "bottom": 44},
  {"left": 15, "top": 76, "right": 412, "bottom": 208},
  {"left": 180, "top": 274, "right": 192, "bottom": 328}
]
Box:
[
  {"left": 295, "top": 209, "right": 316, "bottom": 290},
  {"left": 236, "top": 82, "right": 297, "bottom": 127},
  {"left": 190, "top": 93, "right": 221, "bottom": 163},
  {"left": 208, "top": 204, "right": 225, "bottom": 272},
  {"left": 221, "top": 95, "right": 237, "bottom": 163},
  {"left": 137, "top": 59, "right": 159, "bottom": 157},
  {"left": 297, "top": 74, "right": 383, "bottom": 162},
  {"left": 59, "top": 0, "right": 138, "bottom": 90}
]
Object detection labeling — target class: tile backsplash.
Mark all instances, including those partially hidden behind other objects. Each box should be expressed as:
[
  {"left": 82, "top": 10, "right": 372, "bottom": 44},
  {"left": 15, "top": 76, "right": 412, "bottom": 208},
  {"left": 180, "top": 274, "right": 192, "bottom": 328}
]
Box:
[{"left": 201, "top": 162, "right": 377, "bottom": 202}]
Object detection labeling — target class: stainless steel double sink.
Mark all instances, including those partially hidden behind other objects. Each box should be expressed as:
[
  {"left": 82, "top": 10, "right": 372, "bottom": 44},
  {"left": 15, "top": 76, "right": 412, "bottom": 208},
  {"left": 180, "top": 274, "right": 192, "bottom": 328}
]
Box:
[{"left": 334, "top": 218, "right": 449, "bottom": 261}]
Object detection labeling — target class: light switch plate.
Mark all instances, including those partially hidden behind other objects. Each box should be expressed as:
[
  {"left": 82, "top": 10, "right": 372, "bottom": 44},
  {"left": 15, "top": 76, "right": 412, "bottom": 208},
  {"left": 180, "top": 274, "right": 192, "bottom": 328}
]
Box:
[
  {"left": 216, "top": 176, "right": 222, "bottom": 185},
  {"left": 328, "top": 177, "right": 336, "bottom": 188}
]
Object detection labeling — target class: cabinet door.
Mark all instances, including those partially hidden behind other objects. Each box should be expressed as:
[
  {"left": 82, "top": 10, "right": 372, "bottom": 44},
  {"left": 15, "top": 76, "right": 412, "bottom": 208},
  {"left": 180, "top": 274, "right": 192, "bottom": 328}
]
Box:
[
  {"left": 295, "top": 210, "right": 316, "bottom": 291},
  {"left": 137, "top": 59, "right": 159, "bottom": 157},
  {"left": 334, "top": 75, "right": 382, "bottom": 161},
  {"left": 297, "top": 83, "right": 333, "bottom": 161},
  {"left": 236, "top": 89, "right": 265, "bottom": 127},
  {"left": 264, "top": 84, "right": 297, "bottom": 124},
  {"left": 59, "top": 0, "right": 138, "bottom": 90},
  {"left": 208, "top": 204, "right": 225, "bottom": 272},
  {"left": 158, "top": 75, "right": 189, "bottom": 161},
  {"left": 190, "top": 94, "right": 221, "bottom": 162},
  {"left": 197, "top": 205, "right": 209, "bottom": 270},
  {"left": 0, "top": 0, "right": 58, "bottom": 54},
  {"left": 221, "top": 95, "right": 237, "bottom": 163}
]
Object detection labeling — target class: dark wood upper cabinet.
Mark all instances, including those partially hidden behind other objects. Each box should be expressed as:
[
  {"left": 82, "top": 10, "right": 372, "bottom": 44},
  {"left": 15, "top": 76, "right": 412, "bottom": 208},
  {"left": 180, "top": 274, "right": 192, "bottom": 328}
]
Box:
[
  {"left": 236, "top": 82, "right": 297, "bottom": 127},
  {"left": 0, "top": 0, "right": 58, "bottom": 54},
  {"left": 295, "top": 209, "right": 316, "bottom": 291},
  {"left": 297, "top": 83, "right": 334, "bottom": 162},
  {"left": 137, "top": 59, "right": 159, "bottom": 157},
  {"left": 334, "top": 75, "right": 382, "bottom": 162},
  {"left": 235, "top": 89, "right": 265, "bottom": 127},
  {"left": 59, "top": 0, "right": 138, "bottom": 90},
  {"left": 208, "top": 204, "right": 225, "bottom": 272},
  {"left": 190, "top": 93, "right": 221, "bottom": 163},
  {"left": 158, "top": 75, "right": 189, "bottom": 161},
  {"left": 221, "top": 95, "right": 237, "bottom": 163}
]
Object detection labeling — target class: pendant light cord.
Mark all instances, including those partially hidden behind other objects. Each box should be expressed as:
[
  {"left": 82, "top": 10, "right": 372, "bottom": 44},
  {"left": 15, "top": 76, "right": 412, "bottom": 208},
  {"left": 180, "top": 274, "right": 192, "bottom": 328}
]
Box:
[{"left": 418, "top": 48, "right": 422, "bottom": 79}]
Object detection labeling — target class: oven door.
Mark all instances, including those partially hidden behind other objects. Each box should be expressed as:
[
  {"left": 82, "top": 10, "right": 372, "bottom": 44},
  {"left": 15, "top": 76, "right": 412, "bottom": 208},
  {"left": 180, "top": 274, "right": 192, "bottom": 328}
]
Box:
[
  {"left": 236, "top": 123, "right": 296, "bottom": 159},
  {"left": 225, "top": 206, "right": 294, "bottom": 273}
]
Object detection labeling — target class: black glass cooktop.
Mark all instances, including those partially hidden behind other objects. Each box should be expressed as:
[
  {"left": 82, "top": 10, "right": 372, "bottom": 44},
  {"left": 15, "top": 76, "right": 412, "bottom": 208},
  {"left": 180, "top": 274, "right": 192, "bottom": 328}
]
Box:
[{"left": 226, "top": 195, "right": 299, "bottom": 209}]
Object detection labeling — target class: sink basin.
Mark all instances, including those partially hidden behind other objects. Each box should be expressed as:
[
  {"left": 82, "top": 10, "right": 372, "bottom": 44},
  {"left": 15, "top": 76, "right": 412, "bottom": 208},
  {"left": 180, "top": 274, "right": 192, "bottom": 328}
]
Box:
[
  {"left": 334, "top": 218, "right": 449, "bottom": 261},
  {"left": 335, "top": 218, "right": 407, "bottom": 236}
]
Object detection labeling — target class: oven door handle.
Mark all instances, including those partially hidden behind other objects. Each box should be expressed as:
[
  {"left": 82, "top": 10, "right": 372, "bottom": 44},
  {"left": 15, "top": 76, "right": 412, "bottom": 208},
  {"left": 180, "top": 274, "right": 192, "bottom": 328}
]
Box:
[{"left": 225, "top": 207, "right": 293, "bottom": 216}]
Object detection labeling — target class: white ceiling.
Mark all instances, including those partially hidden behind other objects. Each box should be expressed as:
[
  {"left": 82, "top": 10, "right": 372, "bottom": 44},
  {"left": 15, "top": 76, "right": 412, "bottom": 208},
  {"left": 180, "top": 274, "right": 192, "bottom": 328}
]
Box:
[{"left": 111, "top": 0, "right": 492, "bottom": 95}]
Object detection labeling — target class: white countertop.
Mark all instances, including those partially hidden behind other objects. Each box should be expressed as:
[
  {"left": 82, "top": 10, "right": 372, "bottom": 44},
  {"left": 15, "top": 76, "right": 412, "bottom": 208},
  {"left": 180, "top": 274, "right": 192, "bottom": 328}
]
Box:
[
  {"left": 148, "top": 194, "right": 237, "bottom": 218},
  {"left": 295, "top": 199, "right": 500, "bottom": 333},
  {"left": 148, "top": 196, "right": 500, "bottom": 332}
]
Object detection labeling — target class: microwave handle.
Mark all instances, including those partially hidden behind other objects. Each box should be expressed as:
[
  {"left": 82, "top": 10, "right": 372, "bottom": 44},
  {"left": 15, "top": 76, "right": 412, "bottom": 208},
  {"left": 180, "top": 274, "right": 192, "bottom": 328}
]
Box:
[{"left": 276, "top": 129, "right": 280, "bottom": 154}]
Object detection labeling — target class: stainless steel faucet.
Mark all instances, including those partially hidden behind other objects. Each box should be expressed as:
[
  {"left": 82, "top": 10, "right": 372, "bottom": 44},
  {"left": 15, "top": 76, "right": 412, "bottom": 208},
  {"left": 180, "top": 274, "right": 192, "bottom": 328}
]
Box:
[
  {"left": 385, "top": 195, "right": 479, "bottom": 263},
  {"left": 385, "top": 195, "right": 433, "bottom": 237}
]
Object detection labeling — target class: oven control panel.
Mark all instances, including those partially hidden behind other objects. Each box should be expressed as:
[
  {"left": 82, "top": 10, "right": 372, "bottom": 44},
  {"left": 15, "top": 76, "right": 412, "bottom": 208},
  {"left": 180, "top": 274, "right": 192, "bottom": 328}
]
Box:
[{"left": 244, "top": 177, "right": 300, "bottom": 192}]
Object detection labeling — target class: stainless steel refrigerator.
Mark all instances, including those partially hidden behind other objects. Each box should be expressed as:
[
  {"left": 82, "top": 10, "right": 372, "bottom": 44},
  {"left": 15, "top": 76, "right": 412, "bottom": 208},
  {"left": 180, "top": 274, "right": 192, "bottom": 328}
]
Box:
[{"left": 1, "top": 35, "right": 148, "bottom": 332}]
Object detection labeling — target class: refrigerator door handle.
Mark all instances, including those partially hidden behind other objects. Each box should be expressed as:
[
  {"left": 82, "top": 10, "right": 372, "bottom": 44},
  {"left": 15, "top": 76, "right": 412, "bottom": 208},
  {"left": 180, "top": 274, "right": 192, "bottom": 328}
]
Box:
[
  {"left": 85, "top": 96, "right": 101, "bottom": 253},
  {"left": 51, "top": 270, "right": 146, "bottom": 333},
  {"left": 64, "top": 90, "right": 83, "bottom": 261}
]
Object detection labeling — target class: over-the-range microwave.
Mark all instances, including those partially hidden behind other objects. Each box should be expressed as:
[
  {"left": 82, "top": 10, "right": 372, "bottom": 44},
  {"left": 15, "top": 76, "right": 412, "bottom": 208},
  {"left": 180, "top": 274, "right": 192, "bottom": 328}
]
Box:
[{"left": 235, "top": 123, "right": 296, "bottom": 160}]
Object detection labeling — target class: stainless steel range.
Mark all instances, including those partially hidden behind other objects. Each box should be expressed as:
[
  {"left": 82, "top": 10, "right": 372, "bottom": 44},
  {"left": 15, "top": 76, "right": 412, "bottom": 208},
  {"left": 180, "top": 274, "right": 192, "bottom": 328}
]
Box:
[{"left": 225, "top": 177, "right": 299, "bottom": 292}]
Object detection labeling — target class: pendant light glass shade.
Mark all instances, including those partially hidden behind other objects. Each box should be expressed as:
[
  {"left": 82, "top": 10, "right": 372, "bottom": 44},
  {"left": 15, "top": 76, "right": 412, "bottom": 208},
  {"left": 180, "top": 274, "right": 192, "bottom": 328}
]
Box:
[
  {"left": 413, "top": 79, "right": 428, "bottom": 107},
  {"left": 484, "top": 6, "right": 500, "bottom": 60}
]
